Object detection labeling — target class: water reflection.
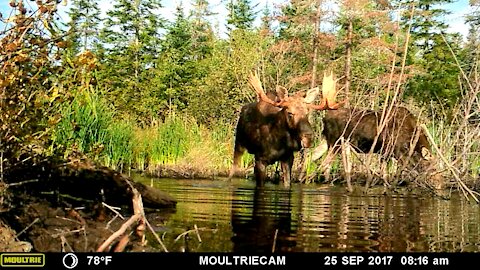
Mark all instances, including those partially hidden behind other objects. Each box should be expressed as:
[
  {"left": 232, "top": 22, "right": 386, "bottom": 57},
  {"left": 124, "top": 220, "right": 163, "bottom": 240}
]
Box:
[
  {"left": 139, "top": 176, "right": 480, "bottom": 252},
  {"left": 231, "top": 187, "right": 296, "bottom": 252}
]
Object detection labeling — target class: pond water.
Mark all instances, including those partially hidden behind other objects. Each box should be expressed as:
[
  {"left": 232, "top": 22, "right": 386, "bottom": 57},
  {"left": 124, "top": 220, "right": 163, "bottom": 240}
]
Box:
[{"left": 135, "top": 176, "right": 480, "bottom": 252}]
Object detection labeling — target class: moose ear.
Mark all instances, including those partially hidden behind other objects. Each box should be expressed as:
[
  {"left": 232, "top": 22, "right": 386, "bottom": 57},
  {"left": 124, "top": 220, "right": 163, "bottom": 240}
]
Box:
[
  {"left": 304, "top": 87, "right": 319, "bottom": 104},
  {"left": 276, "top": 86, "right": 288, "bottom": 100}
]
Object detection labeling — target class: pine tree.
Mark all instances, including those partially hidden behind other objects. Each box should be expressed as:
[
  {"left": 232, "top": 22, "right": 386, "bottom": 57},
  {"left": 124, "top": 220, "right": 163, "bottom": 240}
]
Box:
[
  {"left": 155, "top": 3, "right": 195, "bottom": 112},
  {"left": 336, "top": 0, "right": 395, "bottom": 97},
  {"left": 399, "top": 0, "right": 454, "bottom": 55},
  {"left": 260, "top": 1, "right": 272, "bottom": 34},
  {"left": 190, "top": 0, "right": 215, "bottom": 60},
  {"left": 226, "top": 0, "right": 257, "bottom": 31},
  {"left": 276, "top": 0, "right": 335, "bottom": 88},
  {"left": 464, "top": 0, "right": 480, "bottom": 76},
  {"left": 99, "top": 0, "right": 164, "bottom": 120},
  {"left": 101, "top": 0, "right": 163, "bottom": 76},
  {"left": 67, "top": 0, "right": 101, "bottom": 54},
  {"left": 399, "top": 0, "right": 461, "bottom": 107}
]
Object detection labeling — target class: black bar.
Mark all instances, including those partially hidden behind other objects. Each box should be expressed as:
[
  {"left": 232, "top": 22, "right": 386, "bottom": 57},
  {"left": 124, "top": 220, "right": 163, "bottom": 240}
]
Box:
[{"left": 1, "top": 252, "right": 477, "bottom": 269}]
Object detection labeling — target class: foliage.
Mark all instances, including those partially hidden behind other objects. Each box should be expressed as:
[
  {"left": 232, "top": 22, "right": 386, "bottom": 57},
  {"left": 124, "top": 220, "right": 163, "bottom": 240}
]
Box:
[
  {"left": 97, "top": 0, "right": 164, "bottom": 122},
  {"left": 398, "top": 0, "right": 461, "bottom": 107},
  {"left": 0, "top": 0, "right": 67, "bottom": 168}
]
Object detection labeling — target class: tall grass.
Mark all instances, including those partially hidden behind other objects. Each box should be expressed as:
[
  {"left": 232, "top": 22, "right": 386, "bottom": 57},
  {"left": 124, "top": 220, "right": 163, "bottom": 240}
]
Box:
[
  {"left": 149, "top": 114, "right": 195, "bottom": 166},
  {"left": 53, "top": 93, "right": 255, "bottom": 177},
  {"left": 53, "top": 87, "right": 136, "bottom": 170},
  {"left": 53, "top": 88, "right": 113, "bottom": 158}
]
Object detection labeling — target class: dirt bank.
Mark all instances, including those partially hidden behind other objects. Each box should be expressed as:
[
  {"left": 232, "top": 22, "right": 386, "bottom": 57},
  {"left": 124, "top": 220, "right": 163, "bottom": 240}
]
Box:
[{"left": 0, "top": 158, "right": 176, "bottom": 252}]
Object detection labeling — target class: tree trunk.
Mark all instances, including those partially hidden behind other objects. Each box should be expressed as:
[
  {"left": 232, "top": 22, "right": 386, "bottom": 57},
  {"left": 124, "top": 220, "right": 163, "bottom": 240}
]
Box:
[
  {"left": 344, "top": 17, "right": 353, "bottom": 103},
  {"left": 310, "top": 0, "right": 323, "bottom": 88},
  {"left": 298, "top": 0, "right": 323, "bottom": 182}
]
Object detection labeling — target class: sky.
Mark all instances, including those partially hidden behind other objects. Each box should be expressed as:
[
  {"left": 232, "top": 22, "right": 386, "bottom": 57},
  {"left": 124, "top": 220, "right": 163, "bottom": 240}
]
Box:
[{"left": 0, "top": 0, "right": 473, "bottom": 38}]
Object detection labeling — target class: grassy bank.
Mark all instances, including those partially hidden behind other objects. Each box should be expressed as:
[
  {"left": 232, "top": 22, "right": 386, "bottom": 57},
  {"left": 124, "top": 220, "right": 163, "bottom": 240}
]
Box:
[{"left": 52, "top": 88, "right": 255, "bottom": 178}]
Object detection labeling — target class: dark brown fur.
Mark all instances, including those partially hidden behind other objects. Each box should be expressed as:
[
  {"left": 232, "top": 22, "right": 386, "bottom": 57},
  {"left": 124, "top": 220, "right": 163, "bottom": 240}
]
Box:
[
  {"left": 230, "top": 89, "right": 320, "bottom": 187},
  {"left": 230, "top": 73, "right": 341, "bottom": 187},
  {"left": 321, "top": 106, "right": 443, "bottom": 188},
  {"left": 322, "top": 106, "right": 430, "bottom": 164}
]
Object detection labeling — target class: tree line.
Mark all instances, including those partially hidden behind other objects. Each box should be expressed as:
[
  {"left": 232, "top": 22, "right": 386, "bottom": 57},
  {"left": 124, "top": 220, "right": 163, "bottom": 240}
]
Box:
[{"left": 64, "top": 0, "right": 479, "bottom": 123}]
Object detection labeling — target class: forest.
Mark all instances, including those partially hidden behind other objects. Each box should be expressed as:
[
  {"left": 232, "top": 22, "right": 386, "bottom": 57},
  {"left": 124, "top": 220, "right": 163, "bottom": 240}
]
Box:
[{"left": 1, "top": 0, "right": 480, "bottom": 194}]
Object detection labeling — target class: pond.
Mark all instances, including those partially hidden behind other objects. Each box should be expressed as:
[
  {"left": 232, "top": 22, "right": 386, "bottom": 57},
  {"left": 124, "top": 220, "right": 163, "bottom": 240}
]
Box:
[{"left": 134, "top": 176, "right": 480, "bottom": 252}]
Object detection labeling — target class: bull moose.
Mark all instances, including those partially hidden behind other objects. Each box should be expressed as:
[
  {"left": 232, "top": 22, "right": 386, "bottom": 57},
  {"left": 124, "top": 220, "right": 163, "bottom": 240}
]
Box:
[
  {"left": 320, "top": 105, "right": 443, "bottom": 189},
  {"left": 229, "top": 72, "right": 341, "bottom": 187}
]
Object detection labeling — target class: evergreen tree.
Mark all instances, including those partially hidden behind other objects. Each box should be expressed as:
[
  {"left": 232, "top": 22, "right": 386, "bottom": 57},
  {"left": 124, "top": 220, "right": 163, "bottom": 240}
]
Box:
[
  {"left": 226, "top": 0, "right": 257, "bottom": 31},
  {"left": 190, "top": 0, "right": 215, "bottom": 60},
  {"left": 276, "top": 0, "right": 331, "bottom": 88},
  {"left": 336, "top": 0, "right": 395, "bottom": 97},
  {"left": 101, "top": 0, "right": 163, "bottom": 75},
  {"left": 155, "top": 4, "right": 195, "bottom": 112},
  {"left": 260, "top": 1, "right": 272, "bottom": 34},
  {"left": 400, "top": 0, "right": 453, "bottom": 52},
  {"left": 464, "top": 0, "right": 480, "bottom": 76},
  {"left": 99, "top": 0, "right": 164, "bottom": 121},
  {"left": 66, "top": 0, "right": 101, "bottom": 54},
  {"left": 398, "top": 0, "right": 461, "bottom": 107}
]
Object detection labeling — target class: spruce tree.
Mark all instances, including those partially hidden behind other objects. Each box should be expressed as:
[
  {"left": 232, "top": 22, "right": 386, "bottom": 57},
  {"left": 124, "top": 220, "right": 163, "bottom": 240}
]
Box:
[
  {"left": 99, "top": 0, "right": 164, "bottom": 120},
  {"left": 398, "top": 0, "right": 461, "bottom": 107},
  {"left": 66, "top": 0, "right": 101, "bottom": 54},
  {"left": 226, "top": 0, "right": 257, "bottom": 31},
  {"left": 155, "top": 3, "right": 194, "bottom": 112},
  {"left": 190, "top": 0, "right": 215, "bottom": 60}
]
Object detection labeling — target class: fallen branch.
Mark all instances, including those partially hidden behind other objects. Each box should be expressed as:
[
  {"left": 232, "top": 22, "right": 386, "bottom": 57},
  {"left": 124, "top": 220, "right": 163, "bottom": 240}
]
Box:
[
  {"left": 145, "top": 219, "right": 168, "bottom": 252},
  {"left": 194, "top": 224, "right": 202, "bottom": 243},
  {"left": 6, "top": 179, "right": 39, "bottom": 187},
  {"left": 272, "top": 229, "right": 278, "bottom": 253},
  {"left": 97, "top": 184, "right": 144, "bottom": 252},
  {"left": 15, "top": 218, "right": 40, "bottom": 238},
  {"left": 174, "top": 226, "right": 217, "bottom": 243},
  {"left": 96, "top": 213, "right": 141, "bottom": 252},
  {"left": 102, "top": 202, "right": 125, "bottom": 220},
  {"left": 113, "top": 234, "right": 130, "bottom": 252}
]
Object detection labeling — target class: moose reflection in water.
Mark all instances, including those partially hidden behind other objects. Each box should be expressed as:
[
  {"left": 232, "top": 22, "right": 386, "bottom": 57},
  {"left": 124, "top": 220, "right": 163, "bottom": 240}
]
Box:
[
  {"left": 231, "top": 187, "right": 296, "bottom": 252},
  {"left": 145, "top": 178, "right": 480, "bottom": 252},
  {"left": 230, "top": 185, "right": 425, "bottom": 252}
]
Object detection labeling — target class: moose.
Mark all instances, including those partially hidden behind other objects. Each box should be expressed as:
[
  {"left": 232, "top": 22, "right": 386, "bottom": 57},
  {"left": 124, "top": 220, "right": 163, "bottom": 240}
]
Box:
[
  {"left": 229, "top": 72, "right": 341, "bottom": 187},
  {"left": 320, "top": 105, "right": 444, "bottom": 189}
]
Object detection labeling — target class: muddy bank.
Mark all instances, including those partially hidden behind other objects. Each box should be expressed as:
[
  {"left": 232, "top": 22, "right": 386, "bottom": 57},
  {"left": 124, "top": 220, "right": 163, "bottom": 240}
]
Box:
[{"left": 0, "top": 158, "right": 176, "bottom": 252}]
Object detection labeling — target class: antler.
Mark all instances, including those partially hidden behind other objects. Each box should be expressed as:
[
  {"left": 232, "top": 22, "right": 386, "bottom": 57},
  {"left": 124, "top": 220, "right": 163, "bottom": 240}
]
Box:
[
  {"left": 248, "top": 72, "right": 285, "bottom": 107},
  {"left": 309, "top": 71, "right": 342, "bottom": 110}
]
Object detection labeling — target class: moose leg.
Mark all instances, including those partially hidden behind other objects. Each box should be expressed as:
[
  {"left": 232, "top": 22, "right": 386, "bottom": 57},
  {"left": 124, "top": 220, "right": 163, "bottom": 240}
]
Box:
[
  {"left": 229, "top": 143, "right": 245, "bottom": 179},
  {"left": 254, "top": 159, "right": 267, "bottom": 187},
  {"left": 281, "top": 155, "right": 294, "bottom": 188}
]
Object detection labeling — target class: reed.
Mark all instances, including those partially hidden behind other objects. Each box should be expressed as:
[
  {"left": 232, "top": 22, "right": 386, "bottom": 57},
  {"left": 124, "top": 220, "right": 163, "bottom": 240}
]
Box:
[
  {"left": 53, "top": 88, "right": 113, "bottom": 159},
  {"left": 103, "top": 121, "right": 134, "bottom": 171}
]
